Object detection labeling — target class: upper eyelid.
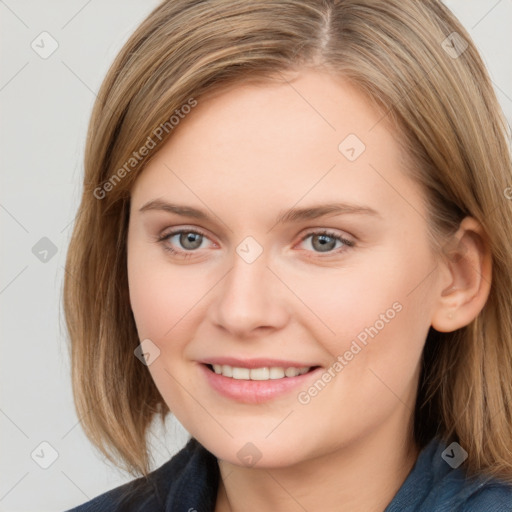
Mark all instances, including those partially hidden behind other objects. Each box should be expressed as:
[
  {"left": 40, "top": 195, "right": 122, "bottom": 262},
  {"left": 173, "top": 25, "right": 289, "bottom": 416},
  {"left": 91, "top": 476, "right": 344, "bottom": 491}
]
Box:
[
  {"left": 159, "top": 226, "right": 354, "bottom": 249},
  {"left": 160, "top": 226, "right": 213, "bottom": 242}
]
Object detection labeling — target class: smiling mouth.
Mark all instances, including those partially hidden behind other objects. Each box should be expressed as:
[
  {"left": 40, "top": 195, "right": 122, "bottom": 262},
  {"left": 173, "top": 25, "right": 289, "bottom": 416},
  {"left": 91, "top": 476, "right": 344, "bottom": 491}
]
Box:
[{"left": 205, "top": 363, "right": 321, "bottom": 381}]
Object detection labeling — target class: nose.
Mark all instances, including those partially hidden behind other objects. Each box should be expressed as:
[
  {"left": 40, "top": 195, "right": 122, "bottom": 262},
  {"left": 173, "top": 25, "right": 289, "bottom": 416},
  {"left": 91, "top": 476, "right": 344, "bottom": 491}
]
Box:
[{"left": 208, "top": 247, "right": 289, "bottom": 337}]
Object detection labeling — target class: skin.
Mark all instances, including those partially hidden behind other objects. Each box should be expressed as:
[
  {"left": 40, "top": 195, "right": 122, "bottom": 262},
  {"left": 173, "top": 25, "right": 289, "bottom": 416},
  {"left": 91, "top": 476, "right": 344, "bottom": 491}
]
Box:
[{"left": 126, "top": 68, "right": 492, "bottom": 512}]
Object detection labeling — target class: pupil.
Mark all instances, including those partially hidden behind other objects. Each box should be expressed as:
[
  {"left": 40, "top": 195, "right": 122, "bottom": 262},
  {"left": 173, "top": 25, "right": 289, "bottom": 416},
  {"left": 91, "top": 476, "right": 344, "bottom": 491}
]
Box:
[
  {"left": 182, "top": 232, "right": 201, "bottom": 249},
  {"left": 315, "top": 234, "right": 335, "bottom": 252}
]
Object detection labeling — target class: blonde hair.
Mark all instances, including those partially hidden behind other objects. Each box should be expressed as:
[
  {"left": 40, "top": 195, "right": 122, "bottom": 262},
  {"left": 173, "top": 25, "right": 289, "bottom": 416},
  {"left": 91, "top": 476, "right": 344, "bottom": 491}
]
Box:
[{"left": 63, "top": 0, "right": 512, "bottom": 484}]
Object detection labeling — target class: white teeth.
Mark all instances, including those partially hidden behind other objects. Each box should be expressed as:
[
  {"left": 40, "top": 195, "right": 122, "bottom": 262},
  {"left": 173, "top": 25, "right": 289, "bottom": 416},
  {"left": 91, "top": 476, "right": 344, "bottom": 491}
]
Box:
[
  {"left": 232, "top": 367, "right": 250, "bottom": 380},
  {"left": 250, "top": 367, "right": 270, "bottom": 380},
  {"left": 269, "top": 367, "right": 285, "bottom": 379},
  {"left": 210, "top": 364, "right": 311, "bottom": 380},
  {"left": 285, "top": 367, "right": 301, "bottom": 377},
  {"left": 221, "top": 364, "right": 233, "bottom": 377}
]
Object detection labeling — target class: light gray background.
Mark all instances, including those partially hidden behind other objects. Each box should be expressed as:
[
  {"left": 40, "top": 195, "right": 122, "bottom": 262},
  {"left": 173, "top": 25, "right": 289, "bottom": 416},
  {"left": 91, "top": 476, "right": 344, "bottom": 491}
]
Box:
[{"left": 1, "top": 1, "right": 511, "bottom": 511}]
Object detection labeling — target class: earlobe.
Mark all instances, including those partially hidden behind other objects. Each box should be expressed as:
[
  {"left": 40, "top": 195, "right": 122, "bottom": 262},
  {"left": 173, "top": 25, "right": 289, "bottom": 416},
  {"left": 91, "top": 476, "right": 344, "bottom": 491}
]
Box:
[{"left": 431, "top": 217, "right": 492, "bottom": 333}]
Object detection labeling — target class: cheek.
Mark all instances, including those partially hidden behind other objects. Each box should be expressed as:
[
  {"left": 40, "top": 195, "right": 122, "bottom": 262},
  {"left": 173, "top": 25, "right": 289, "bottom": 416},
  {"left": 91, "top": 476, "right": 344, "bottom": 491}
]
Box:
[
  {"left": 292, "top": 244, "right": 435, "bottom": 404},
  {"left": 294, "top": 246, "right": 433, "bottom": 349},
  {"left": 127, "top": 246, "right": 208, "bottom": 420},
  {"left": 127, "top": 238, "right": 211, "bottom": 340}
]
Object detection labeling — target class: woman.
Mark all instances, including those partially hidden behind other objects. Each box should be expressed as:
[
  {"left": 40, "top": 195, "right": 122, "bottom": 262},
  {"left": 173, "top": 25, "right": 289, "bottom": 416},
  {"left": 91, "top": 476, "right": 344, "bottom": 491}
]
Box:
[{"left": 64, "top": 1, "right": 512, "bottom": 510}]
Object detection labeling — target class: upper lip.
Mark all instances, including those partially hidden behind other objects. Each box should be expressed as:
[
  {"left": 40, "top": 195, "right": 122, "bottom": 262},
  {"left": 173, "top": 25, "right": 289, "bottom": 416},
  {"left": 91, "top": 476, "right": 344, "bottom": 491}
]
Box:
[{"left": 198, "top": 357, "right": 321, "bottom": 369}]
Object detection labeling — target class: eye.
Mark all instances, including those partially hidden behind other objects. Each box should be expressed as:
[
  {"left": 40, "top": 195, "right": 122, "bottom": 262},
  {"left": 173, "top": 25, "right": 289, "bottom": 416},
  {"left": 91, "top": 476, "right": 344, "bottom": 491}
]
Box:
[
  {"left": 155, "top": 227, "right": 355, "bottom": 259},
  {"left": 297, "top": 230, "right": 355, "bottom": 255},
  {"left": 156, "top": 228, "right": 213, "bottom": 258}
]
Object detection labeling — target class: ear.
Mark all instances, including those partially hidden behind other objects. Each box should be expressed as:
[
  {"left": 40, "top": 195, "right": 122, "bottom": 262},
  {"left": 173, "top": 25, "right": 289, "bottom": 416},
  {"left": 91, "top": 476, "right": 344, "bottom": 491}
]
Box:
[{"left": 431, "top": 217, "right": 492, "bottom": 333}]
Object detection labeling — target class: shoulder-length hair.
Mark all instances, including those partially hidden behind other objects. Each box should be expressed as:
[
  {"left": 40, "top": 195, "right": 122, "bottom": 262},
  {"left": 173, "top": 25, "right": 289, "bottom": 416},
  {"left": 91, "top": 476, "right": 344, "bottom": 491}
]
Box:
[{"left": 63, "top": 0, "right": 512, "bottom": 482}]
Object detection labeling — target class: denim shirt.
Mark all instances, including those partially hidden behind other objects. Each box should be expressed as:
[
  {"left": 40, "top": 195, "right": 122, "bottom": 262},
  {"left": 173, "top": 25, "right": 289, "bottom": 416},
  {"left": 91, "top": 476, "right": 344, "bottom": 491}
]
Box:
[{"left": 65, "top": 436, "right": 512, "bottom": 511}]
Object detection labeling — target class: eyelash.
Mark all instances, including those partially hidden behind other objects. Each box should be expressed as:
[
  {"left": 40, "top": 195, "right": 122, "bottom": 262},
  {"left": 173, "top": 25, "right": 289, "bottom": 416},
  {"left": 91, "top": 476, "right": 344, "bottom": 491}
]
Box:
[
  {"left": 155, "top": 228, "right": 355, "bottom": 259},
  {"left": 157, "top": 229, "right": 355, "bottom": 258},
  {"left": 156, "top": 229, "right": 210, "bottom": 259}
]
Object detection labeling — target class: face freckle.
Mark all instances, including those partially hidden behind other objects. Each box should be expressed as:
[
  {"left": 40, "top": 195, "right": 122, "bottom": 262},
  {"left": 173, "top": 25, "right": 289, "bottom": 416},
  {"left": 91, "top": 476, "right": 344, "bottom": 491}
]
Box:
[{"left": 126, "top": 68, "right": 444, "bottom": 468}]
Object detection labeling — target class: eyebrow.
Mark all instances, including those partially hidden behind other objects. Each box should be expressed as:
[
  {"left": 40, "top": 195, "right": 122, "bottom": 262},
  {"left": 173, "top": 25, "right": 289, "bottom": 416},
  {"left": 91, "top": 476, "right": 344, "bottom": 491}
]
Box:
[{"left": 138, "top": 199, "right": 381, "bottom": 225}]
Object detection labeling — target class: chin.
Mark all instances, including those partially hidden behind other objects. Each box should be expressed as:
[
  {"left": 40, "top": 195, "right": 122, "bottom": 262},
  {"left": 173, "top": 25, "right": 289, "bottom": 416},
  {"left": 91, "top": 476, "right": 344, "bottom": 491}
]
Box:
[{"left": 199, "top": 433, "right": 314, "bottom": 469}]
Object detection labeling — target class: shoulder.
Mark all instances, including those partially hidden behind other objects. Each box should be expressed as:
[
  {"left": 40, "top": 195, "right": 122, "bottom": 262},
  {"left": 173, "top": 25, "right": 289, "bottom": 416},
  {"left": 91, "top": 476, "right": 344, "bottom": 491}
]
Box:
[
  {"left": 461, "top": 480, "right": 512, "bottom": 511},
  {"left": 64, "top": 436, "right": 218, "bottom": 512},
  {"left": 386, "top": 437, "right": 512, "bottom": 511}
]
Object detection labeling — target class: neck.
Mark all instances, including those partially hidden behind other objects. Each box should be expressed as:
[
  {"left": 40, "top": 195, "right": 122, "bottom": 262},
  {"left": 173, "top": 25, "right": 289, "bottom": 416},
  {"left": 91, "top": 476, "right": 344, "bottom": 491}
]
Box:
[{"left": 214, "top": 409, "right": 419, "bottom": 512}]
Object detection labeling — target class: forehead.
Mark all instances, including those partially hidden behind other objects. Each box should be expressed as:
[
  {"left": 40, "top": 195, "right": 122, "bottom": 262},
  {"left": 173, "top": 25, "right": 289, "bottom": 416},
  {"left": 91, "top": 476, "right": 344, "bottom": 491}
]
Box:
[{"left": 130, "top": 69, "right": 425, "bottom": 226}]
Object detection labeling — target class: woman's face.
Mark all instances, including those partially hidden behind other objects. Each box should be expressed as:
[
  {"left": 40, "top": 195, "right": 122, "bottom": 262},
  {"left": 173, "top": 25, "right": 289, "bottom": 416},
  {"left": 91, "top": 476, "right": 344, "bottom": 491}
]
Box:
[{"left": 127, "top": 69, "right": 445, "bottom": 467}]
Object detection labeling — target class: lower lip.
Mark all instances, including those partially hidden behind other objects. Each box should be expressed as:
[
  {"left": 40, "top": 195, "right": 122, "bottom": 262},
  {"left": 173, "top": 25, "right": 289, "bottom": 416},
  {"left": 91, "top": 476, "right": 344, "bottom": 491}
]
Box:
[{"left": 199, "top": 363, "right": 323, "bottom": 404}]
